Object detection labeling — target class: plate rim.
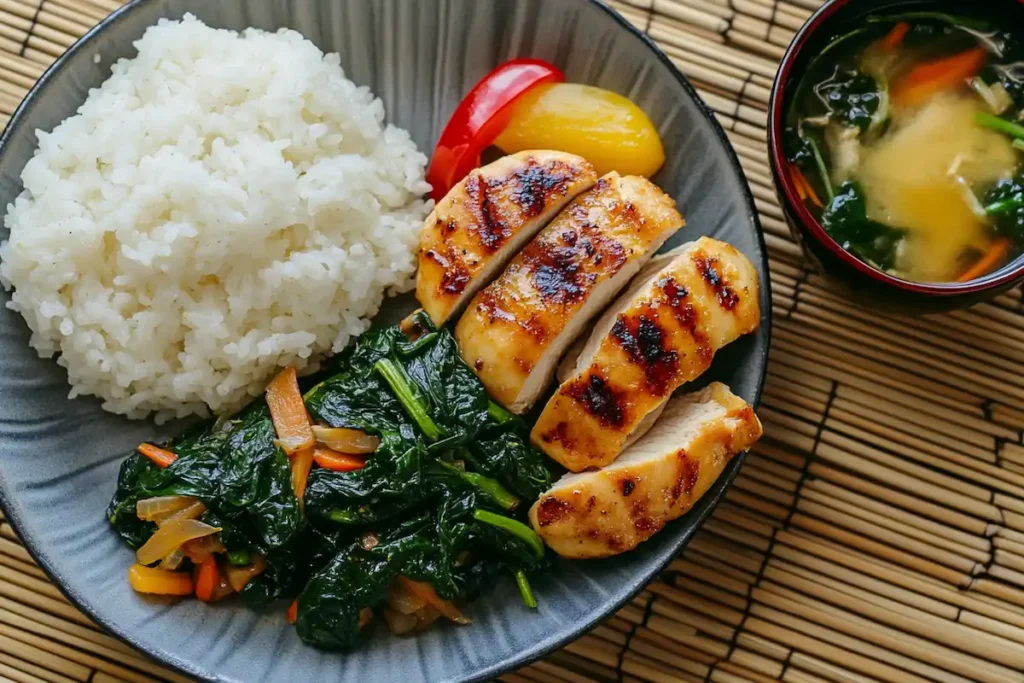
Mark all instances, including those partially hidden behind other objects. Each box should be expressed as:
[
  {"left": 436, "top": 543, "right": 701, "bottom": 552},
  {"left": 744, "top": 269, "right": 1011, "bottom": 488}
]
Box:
[{"left": 0, "top": 0, "right": 773, "bottom": 680}]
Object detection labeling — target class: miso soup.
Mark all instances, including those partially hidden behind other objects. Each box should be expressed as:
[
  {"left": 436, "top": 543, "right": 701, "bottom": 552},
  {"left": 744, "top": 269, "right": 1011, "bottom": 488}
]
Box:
[{"left": 784, "top": 9, "right": 1024, "bottom": 283}]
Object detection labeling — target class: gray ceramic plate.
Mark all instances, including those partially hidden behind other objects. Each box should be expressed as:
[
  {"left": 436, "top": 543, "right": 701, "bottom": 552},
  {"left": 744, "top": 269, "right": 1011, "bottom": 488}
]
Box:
[{"left": 0, "top": 1, "right": 770, "bottom": 681}]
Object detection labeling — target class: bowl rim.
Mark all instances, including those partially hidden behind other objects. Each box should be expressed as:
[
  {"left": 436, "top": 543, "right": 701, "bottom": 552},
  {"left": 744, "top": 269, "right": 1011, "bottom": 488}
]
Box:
[
  {"left": 767, "top": 0, "right": 1024, "bottom": 296},
  {"left": 0, "top": 0, "right": 772, "bottom": 681}
]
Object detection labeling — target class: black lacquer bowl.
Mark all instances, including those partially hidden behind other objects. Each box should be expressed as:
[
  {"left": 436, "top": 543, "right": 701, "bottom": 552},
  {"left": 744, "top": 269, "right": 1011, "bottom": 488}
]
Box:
[
  {"left": 0, "top": 1, "right": 769, "bottom": 681},
  {"left": 768, "top": 0, "right": 1024, "bottom": 312}
]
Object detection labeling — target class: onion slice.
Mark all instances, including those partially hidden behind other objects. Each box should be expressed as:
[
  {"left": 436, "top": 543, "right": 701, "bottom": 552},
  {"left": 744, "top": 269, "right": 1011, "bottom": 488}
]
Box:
[
  {"left": 224, "top": 554, "right": 266, "bottom": 592},
  {"left": 157, "top": 500, "right": 207, "bottom": 527},
  {"left": 416, "top": 604, "right": 442, "bottom": 630},
  {"left": 311, "top": 426, "right": 380, "bottom": 454},
  {"left": 136, "top": 496, "right": 199, "bottom": 522},
  {"left": 388, "top": 579, "right": 427, "bottom": 615},
  {"left": 383, "top": 607, "right": 419, "bottom": 635},
  {"left": 137, "top": 518, "right": 221, "bottom": 566},
  {"left": 182, "top": 535, "right": 226, "bottom": 563},
  {"left": 159, "top": 548, "right": 186, "bottom": 571},
  {"left": 397, "top": 577, "right": 471, "bottom": 625}
]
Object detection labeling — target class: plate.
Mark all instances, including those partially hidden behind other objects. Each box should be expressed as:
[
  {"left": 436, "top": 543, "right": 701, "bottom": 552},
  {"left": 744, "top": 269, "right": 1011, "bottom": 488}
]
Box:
[{"left": 0, "top": 0, "right": 770, "bottom": 681}]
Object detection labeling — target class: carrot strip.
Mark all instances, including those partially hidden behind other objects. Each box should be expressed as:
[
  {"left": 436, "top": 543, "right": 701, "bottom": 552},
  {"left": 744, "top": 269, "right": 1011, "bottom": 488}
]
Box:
[
  {"left": 957, "top": 239, "right": 1010, "bottom": 282},
  {"left": 291, "top": 446, "right": 314, "bottom": 507},
  {"left": 313, "top": 446, "right": 366, "bottom": 472},
  {"left": 137, "top": 443, "right": 176, "bottom": 469},
  {"left": 287, "top": 598, "right": 298, "bottom": 624},
  {"left": 791, "top": 166, "right": 822, "bottom": 208},
  {"left": 266, "top": 367, "right": 314, "bottom": 455},
  {"left": 880, "top": 22, "right": 910, "bottom": 52},
  {"left": 397, "top": 576, "right": 471, "bottom": 624},
  {"left": 790, "top": 167, "right": 808, "bottom": 201},
  {"left": 892, "top": 47, "right": 988, "bottom": 108},
  {"left": 195, "top": 556, "right": 219, "bottom": 602}
]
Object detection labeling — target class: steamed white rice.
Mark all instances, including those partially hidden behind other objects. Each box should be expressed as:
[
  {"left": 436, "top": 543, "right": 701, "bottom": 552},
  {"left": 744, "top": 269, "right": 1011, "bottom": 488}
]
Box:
[{"left": 0, "top": 15, "right": 432, "bottom": 421}]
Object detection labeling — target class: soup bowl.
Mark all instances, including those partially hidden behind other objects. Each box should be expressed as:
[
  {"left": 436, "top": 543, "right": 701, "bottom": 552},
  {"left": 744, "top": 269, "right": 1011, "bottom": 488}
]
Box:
[{"left": 768, "top": 0, "right": 1024, "bottom": 312}]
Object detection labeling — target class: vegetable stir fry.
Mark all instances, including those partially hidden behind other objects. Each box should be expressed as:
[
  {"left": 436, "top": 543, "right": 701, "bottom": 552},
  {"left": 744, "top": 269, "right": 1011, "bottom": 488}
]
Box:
[{"left": 108, "top": 313, "right": 551, "bottom": 650}]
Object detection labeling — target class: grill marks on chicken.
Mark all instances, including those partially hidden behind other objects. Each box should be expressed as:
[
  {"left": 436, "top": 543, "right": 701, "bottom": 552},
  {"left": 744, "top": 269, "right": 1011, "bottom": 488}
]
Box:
[
  {"left": 417, "top": 151, "right": 597, "bottom": 326},
  {"left": 531, "top": 238, "right": 760, "bottom": 472},
  {"left": 415, "top": 150, "right": 763, "bottom": 561},
  {"left": 528, "top": 383, "right": 763, "bottom": 559},
  {"left": 455, "top": 173, "right": 683, "bottom": 413}
]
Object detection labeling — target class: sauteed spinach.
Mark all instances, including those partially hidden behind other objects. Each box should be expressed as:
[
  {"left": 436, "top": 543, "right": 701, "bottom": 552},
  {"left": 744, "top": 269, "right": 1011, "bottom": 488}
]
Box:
[{"left": 108, "top": 313, "right": 551, "bottom": 650}]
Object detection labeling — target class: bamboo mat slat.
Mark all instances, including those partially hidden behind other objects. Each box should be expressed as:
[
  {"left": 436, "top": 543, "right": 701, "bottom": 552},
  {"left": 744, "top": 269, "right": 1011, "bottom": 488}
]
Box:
[{"left": 0, "top": 0, "right": 1020, "bottom": 682}]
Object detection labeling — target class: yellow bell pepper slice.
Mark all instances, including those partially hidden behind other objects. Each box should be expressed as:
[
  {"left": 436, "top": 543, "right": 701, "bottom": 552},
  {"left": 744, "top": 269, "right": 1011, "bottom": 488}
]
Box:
[
  {"left": 494, "top": 83, "right": 665, "bottom": 178},
  {"left": 127, "top": 564, "right": 194, "bottom": 596}
]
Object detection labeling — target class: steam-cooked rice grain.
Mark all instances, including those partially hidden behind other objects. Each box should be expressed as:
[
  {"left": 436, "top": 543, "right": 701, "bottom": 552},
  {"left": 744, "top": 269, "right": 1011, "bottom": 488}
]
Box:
[{"left": 0, "top": 15, "right": 431, "bottom": 421}]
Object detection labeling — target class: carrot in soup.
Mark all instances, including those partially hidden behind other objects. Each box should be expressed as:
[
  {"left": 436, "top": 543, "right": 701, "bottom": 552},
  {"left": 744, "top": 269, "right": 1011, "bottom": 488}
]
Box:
[
  {"left": 892, "top": 47, "right": 988, "bottom": 109},
  {"left": 880, "top": 22, "right": 911, "bottom": 52},
  {"left": 790, "top": 166, "right": 822, "bottom": 208},
  {"left": 957, "top": 239, "right": 1010, "bottom": 282}
]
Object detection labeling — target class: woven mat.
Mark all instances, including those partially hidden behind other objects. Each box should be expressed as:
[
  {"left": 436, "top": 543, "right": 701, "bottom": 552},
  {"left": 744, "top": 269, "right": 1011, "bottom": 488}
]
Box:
[{"left": 1, "top": 1, "right": 1023, "bottom": 682}]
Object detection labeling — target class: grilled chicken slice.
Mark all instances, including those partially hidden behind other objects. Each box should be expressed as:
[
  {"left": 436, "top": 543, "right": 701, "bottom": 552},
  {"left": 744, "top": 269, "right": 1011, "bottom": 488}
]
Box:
[
  {"left": 529, "top": 383, "right": 762, "bottom": 559},
  {"left": 455, "top": 172, "right": 684, "bottom": 413},
  {"left": 532, "top": 237, "right": 760, "bottom": 471},
  {"left": 417, "top": 151, "right": 597, "bottom": 326}
]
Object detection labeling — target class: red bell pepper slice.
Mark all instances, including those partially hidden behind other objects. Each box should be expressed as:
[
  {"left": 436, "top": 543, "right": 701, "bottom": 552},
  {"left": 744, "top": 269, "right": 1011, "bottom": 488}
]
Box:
[{"left": 426, "top": 59, "right": 564, "bottom": 201}]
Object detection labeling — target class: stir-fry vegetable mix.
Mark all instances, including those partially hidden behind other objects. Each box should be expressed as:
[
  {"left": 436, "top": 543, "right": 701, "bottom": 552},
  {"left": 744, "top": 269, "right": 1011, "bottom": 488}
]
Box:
[
  {"left": 108, "top": 313, "right": 552, "bottom": 650},
  {"left": 784, "top": 11, "right": 1024, "bottom": 281}
]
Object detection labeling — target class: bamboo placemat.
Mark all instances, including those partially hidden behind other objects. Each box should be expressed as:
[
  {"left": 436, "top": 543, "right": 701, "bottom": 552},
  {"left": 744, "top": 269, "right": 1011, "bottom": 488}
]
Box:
[{"left": 0, "top": 0, "right": 1023, "bottom": 682}]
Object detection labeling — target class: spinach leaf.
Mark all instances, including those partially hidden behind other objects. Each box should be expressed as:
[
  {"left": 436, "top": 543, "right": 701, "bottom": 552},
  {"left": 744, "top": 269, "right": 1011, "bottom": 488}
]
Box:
[
  {"left": 110, "top": 313, "right": 552, "bottom": 650},
  {"left": 784, "top": 126, "right": 816, "bottom": 170},
  {"left": 985, "top": 176, "right": 1024, "bottom": 245},
  {"left": 815, "top": 67, "right": 882, "bottom": 132},
  {"left": 403, "top": 328, "right": 490, "bottom": 437},
  {"left": 305, "top": 367, "right": 408, "bottom": 436},
  {"left": 108, "top": 403, "right": 301, "bottom": 557},
  {"left": 296, "top": 528, "right": 431, "bottom": 650},
  {"left": 821, "top": 181, "right": 906, "bottom": 271},
  {"left": 305, "top": 322, "right": 550, "bottom": 521},
  {"left": 239, "top": 524, "right": 348, "bottom": 606},
  {"left": 295, "top": 487, "right": 546, "bottom": 650},
  {"left": 217, "top": 405, "right": 301, "bottom": 551},
  {"left": 466, "top": 430, "right": 551, "bottom": 501},
  {"left": 305, "top": 443, "right": 437, "bottom": 526},
  {"left": 107, "top": 424, "right": 225, "bottom": 548}
]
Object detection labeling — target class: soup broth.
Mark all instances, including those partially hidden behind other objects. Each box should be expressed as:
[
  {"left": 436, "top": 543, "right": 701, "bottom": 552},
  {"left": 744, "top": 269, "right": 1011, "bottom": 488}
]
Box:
[{"left": 784, "top": 9, "right": 1024, "bottom": 283}]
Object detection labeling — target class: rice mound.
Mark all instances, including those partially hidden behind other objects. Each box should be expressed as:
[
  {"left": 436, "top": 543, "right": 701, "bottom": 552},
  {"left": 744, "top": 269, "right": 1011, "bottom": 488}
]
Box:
[{"left": 0, "top": 15, "right": 432, "bottom": 421}]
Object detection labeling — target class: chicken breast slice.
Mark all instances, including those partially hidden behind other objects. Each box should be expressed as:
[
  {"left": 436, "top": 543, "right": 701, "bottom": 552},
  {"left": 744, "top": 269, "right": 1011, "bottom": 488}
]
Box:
[
  {"left": 455, "top": 172, "right": 684, "bottom": 413},
  {"left": 529, "top": 382, "right": 762, "bottom": 559},
  {"left": 554, "top": 247, "right": 680, "bottom": 383},
  {"left": 532, "top": 237, "right": 760, "bottom": 471},
  {"left": 417, "top": 150, "right": 597, "bottom": 326}
]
